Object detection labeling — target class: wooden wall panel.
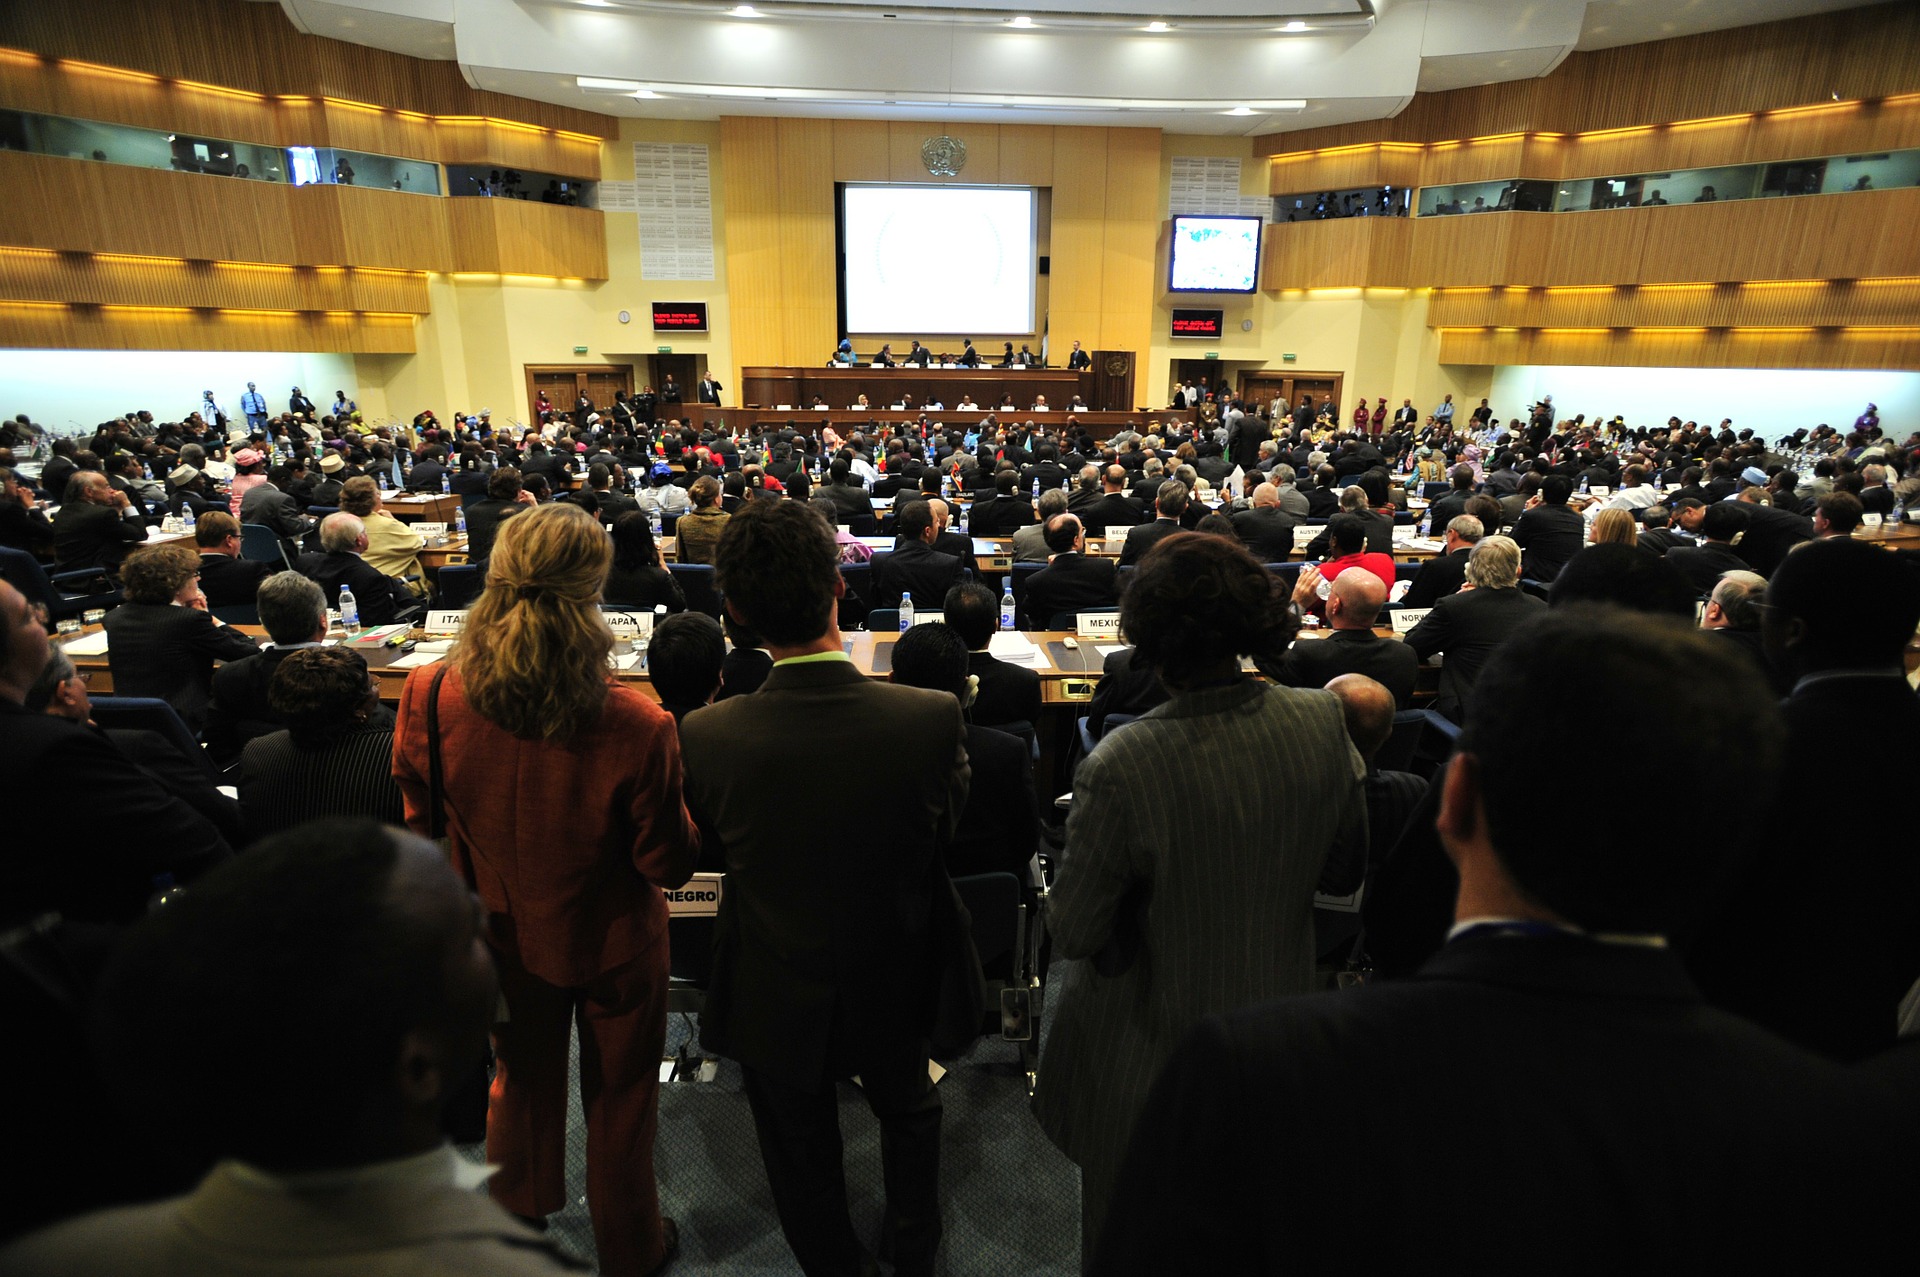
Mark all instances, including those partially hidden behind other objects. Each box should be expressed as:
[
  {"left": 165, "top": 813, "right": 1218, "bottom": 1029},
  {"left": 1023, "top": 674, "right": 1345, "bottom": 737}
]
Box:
[
  {"left": 445, "top": 200, "right": 608, "bottom": 279},
  {"left": 999, "top": 125, "right": 1055, "bottom": 187},
  {"left": 1257, "top": 5, "right": 1920, "bottom": 154},
  {"left": 1437, "top": 325, "right": 1920, "bottom": 372},
  {"left": 1098, "top": 128, "right": 1160, "bottom": 357},
  {"left": 832, "top": 120, "right": 890, "bottom": 182},
  {"left": 0, "top": 301, "right": 416, "bottom": 353},
  {"left": 0, "top": 0, "right": 612, "bottom": 135},
  {"left": 777, "top": 118, "right": 838, "bottom": 361},
  {"left": 1046, "top": 128, "right": 1109, "bottom": 354},
  {"left": 0, "top": 249, "right": 429, "bottom": 312},
  {"left": 1268, "top": 144, "right": 1423, "bottom": 196},
  {"left": 1429, "top": 278, "right": 1920, "bottom": 330},
  {"left": 719, "top": 116, "right": 787, "bottom": 373}
]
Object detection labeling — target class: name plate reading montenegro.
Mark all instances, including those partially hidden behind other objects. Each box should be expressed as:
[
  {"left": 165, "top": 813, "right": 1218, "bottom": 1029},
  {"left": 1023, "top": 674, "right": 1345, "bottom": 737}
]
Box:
[
  {"left": 1076, "top": 612, "right": 1122, "bottom": 640},
  {"left": 665, "top": 873, "right": 724, "bottom": 916},
  {"left": 602, "top": 610, "right": 658, "bottom": 639},
  {"left": 1388, "top": 608, "right": 1431, "bottom": 635},
  {"left": 425, "top": 610, "right": 469, "bottom": 634}
]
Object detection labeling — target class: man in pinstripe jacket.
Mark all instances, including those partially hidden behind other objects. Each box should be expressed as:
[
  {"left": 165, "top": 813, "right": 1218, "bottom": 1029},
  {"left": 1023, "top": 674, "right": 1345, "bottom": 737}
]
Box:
[{"left": 1032, "top": 532, "right": 1367, "bottom": 1259}]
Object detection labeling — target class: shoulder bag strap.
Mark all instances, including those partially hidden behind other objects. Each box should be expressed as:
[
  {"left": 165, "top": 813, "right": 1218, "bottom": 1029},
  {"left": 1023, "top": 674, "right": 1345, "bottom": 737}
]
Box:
[{"left": 425, "top": 663, "right": 451, "bottom": 841}]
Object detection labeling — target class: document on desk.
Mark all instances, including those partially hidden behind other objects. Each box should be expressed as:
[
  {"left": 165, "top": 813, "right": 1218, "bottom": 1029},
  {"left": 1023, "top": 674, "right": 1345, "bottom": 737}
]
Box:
[
  {"left": 388, "top": 651, "right": 443, "bottom": 669},
  {"left": 63, "top": 632, "right": 111, "bottom": 655},
  {"left": 987, "top": 633, "right": 1047, "bottom": 668},
  {"left": 611, "top": 652, "right": 643, "bottom": 671}
]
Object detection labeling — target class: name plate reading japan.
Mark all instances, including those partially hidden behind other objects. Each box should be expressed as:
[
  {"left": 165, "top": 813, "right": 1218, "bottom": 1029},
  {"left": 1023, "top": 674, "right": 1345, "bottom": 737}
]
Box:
[
  {"left": 603, "top": 610, "right": 658, "bottom": 639},
  {"left": 665, "top": 873, "right": 724, "bottom": 916},
  {"left": 1388, "top": 608, "right": 1431, "bottom": 635},
  {"left": 425, "top": 610, "right": 469, "bottom": 634},
  {"left": 1076, "top": 612, "right": 1122, "bottom": 640}
]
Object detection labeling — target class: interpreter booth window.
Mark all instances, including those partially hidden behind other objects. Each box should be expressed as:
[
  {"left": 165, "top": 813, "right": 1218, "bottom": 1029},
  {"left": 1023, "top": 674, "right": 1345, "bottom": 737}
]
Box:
[
  {"left": 1272, "top": 186, "right": 1411, "bottom": 220},
  {"left": 1817, "top": 151, "right": 1920, "bottom": 194},
  {"left": 446, "top": 164, "right": 597, "bottom": 206},
  {"left": 290, "top": 147, "right": 440, "bottom": 195},
  {"left": 1418, "top": 180, "right": 1552, "bottom": 216},
  {"left": 0, "top": 108, "right": 287, "bottom": 182}
]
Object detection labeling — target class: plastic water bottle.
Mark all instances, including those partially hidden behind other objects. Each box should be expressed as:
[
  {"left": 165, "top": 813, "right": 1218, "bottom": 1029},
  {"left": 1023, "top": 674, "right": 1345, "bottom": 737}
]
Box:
[
  {"left": 1031, "top": 477, "right": 1040, "bottom": 500},
  {"left": 455, "top": 505, "right": 467, "bottom": 536},
  {"left": 649, "top": 505, "right": 662, "bottom": 538},
  {"left": 339, "top": 583, "right": 360, "bottom": 636},
  {"left": 899, "top": 595, "right": 915, "bottom": 632},
  {"left": 182, "top": 506, "right": 196, "bottom": 535},
  {"left": 440, "top": 470, "right": 451, "bottom": 494},
  {"left": 1419, "top": 507, "right": 1432, "bottom": 538},
  {"left": 377, "top": 471, "right": 389, "bottom": 491},
  {"left": 1000, "top": 583, "right": 1016, "bottom": 630},
  {"left": 1890, "top": 498, "right": 1907, "bottom": 530},
  {"left": 1578, "top": 474, "right": 1589, "bottom": 495}
]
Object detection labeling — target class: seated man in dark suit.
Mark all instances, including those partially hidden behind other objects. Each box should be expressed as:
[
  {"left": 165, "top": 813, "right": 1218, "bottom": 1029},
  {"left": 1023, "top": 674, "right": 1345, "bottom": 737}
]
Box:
[
  {"left": 1094, "top": 607, "right": 1908, "bottom": 1275},
  {"left": 1302, "top": 486, "right": 1393, "bottom": 560},
  {"left": 1687, "top": 538, "right": 1920, "bottom": 1062},
  {"left": 1403, "top": 536, "right": 1545, "bottom": 724},
  {"left": 1400, "top": 514, "right": 1481, "bottom": 609},
  {"left": 1024, "top": 513, "right": 1119, "bottom": 630},
  {"left": 1315, "top": 672, "right": 1428, "bottom": 958},
  {"left": 968, "top": 471, "right": 1039, "bottom": 537},
  {"left": 463, "top": 467, "right": 532, "bottom": 565},
  {"left": 1665, "top": 501, "right": 1752, "bottom": 594},
  {"left": 0, "top": 579, "right": 232, "bottom": 926},
  {"left": 1077, "top": 466, "right": 1146, "bottom": 536},
  {"left": 239, "top": 465, "right": 315, "bottom": 552},
  {"left": 205, "top": 570, "right": 338, "bottom": 764},
  {"left": 586, "top": 463, "right": 638, "bottom": 523},
  {"left": 890, "top": 621, "right": 1038, "bottom": 880},
  {"left": 1508, "top": 475, "right": 1584, "bottom": 583},
  {"left": 52, "top": 470, "right": 147, "bottom": 574},
  {"left": 1728, "top": 486, "right": 1813, "bottom": 575},
  {"left": 647, "top": 612, "right": 725, "bottom": 726},
  {"left": 820, "top": 460, "right": 876, "bottom": 526},
  {"left": 877, "top": 500, "right": 963, "bottom": 610},
  {"left": 1425, "top": 464, "right": 1477, "bottom": 527},
  {"left": 295, "top": 513, "right": 418, "bottom": 627},
  {"left": 1229, "top": 482, "right": 1299, "bottom": 563},
  {"left": 1118, "top": 480, "right": 1189, "bottom": 568},
  {"left": 193, "top": 510, "right": 273, "bottom": 608},
  {"left": 943, "top": 580, "right": 1041, "bottom": 729},
  {"left": 1267, "top": 569, "right": 1419, "bottom": 708},
  {"left": 403, "top": 442, "right": 448, "bottom": 493}
]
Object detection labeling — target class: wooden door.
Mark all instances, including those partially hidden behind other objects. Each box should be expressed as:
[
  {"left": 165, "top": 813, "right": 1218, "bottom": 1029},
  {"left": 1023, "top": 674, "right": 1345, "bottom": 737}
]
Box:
[
  {"left": 1239, "top": 372, "right": 1290, "bottom": 415},
  {"left": 649, "top": 354, "right": 697, "bottom": 401},
  {"left": 1242, "top": 372, "right": 1344, "bottom": 423},
  {"left": 524, "top": 364, "right": 635, "bottom": 424}
]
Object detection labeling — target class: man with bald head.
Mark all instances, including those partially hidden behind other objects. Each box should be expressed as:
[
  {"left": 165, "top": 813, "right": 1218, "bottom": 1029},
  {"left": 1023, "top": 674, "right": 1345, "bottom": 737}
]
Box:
[
  {"left": 52, "top": 469, "right": 148, "bottom": 572},
  {"left": 294, "top": 512, "right": 417, "bottom": 626},
  {"left": 1267, "top": 568, "right": 1419, "bottom": 708},
  {"left": 1079, "top": 464, "right": 1146, "bottom": 535},
  {"left": 1231, "top": 483, "right": 1300, "bottom": 563}
]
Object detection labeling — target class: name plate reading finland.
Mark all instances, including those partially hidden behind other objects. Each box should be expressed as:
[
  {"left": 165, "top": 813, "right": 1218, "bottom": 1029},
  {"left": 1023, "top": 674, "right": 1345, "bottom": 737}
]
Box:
[
  {"left": 1388, "top": 608, "right": 1431, "bottom": 635},
  {"left": 425, "top": 610, "right": 469, "bottom": 634},
  {"left": 603, "top": 610, "right": 657, "bottom": 639},
  {"left": 413, "top": 522, "right": 448, "bottom": 538},
  {"left": 665, "top": 873, "right": 724, "bottom": 917},
  {"left": 1076, "top": 612, "right": 1122, "bottom": 640}
]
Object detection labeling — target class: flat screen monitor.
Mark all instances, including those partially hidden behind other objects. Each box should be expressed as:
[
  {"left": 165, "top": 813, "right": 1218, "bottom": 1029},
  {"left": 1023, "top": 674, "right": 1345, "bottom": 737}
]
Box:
[
  {"left": 838, "top": 183, "right": 1037, "bottom": 335},
  {"left": 1168, "top": 214, "right": 1262, "bottom": 294},
  {"left": 1171, "top": 308, "right": 1225, "bottom": 339}
]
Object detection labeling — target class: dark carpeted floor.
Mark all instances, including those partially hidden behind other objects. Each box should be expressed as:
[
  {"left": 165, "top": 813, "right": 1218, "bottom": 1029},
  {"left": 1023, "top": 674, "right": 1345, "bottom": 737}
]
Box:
[{"left": 460, "top": 1011, "right": 1083, "bottom": 1275}]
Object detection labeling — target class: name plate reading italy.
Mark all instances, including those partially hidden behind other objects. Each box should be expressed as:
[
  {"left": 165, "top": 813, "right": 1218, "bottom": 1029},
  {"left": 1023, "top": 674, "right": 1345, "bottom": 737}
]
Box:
[
  {"left": 1076, "top": 612, "right": 1122, "bottom": 640},
  {"left": 425, "top": 610, "right": 469, "bottom": 634},
  {"left": 1388, "top": 608, "right": 1431, "bottom": 635},
  {"left": 665, "top": 873, "right": 724, "bottom": 917},
  {"left": 602, "top": 610, "right": 657, "bottom": 639}
]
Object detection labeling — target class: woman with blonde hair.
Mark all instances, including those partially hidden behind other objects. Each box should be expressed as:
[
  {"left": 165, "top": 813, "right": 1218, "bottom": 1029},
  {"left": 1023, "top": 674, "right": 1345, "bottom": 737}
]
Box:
[
  {"left": 1589, "top": 507, "right": 1639, "bottom": 547},
  {"left": 393, "top": 502, "right": 698, "bottom": 1276}
]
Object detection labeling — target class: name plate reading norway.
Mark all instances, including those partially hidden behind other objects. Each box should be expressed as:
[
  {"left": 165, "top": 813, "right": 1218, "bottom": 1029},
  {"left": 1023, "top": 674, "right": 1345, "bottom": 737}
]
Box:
[
  {"left": 425, "top": 610, "right": 469, "bottom": 634},
  {"left": 665, "top": 873, "right": 724, "bottom": 917},
  {"left": 1388, "top": 608, "right": 1431, "bottom": 635},
  {"left": 602, "top": 610, "right": 657, "bottom": 638},
  {"left": 1076, "top": 612, "right": 1122, "bottom": 640}
]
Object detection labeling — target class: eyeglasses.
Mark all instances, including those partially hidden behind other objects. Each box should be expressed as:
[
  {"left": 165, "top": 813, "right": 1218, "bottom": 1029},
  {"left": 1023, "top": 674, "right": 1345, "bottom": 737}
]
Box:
[{"left": 70, "top": 671, "right": 92, "bottom": 685}]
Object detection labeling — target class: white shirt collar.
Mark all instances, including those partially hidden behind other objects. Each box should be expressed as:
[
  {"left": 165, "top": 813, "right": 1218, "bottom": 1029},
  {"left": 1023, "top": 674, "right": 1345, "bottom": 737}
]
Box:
[{"left": 224, "top": 1143, "right": 498, "bottom": 1194}]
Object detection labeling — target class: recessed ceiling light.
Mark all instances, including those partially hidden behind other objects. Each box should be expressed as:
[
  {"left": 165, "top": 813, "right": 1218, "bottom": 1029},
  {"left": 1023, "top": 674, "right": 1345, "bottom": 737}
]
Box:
[
  {"left": 1146, "top": 21, "right": 1171, "bottom": 32},
  {"left": 631, "top": 89, "right": 660, "bottom": 98},
  {"left": 1227, "top": 106, "right": 1256, "bottom": 116},
  {"left": 730, "top": 4, "right": 762, "bottom": 16},
  {"left": 577, "top": 75, "right": 642, "bottom": 92},
  {"left": 1282, "top": 20, "right": 1307, "bottom": 32},
  {"left": 1008, "top": 15, "right": 1034, "bottom": 27},
  {"left": 581, "top": 0, "right": 614, "bottom": 7}
]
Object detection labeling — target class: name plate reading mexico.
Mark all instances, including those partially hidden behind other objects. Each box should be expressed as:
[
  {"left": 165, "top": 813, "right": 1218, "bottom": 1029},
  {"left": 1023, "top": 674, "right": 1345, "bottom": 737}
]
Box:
[
  {"left": 425, "top": 610, "right": 469, "bottom": 634},
  {"left": 665, "top": 874, "right": 724, "bottom": 917},
  {"left": 1076, "top": 612, "right": 1122, "bottom": 640}
]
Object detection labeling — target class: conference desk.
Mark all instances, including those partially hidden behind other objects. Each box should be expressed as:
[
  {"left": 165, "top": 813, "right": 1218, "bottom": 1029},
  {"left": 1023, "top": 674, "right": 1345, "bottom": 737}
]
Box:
[{"left": 676, "top": 403, "right": 1195, "bottom": 444}]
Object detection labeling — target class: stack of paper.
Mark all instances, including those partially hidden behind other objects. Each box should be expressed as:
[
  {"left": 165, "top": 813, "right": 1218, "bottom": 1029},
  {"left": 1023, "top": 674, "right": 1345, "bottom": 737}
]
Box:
[
  {"left": 987, "top": 632, "right": 1047, "bottom": 669},
  {"left": 63, "top": 632, "right": 111, "bottom": 655}
]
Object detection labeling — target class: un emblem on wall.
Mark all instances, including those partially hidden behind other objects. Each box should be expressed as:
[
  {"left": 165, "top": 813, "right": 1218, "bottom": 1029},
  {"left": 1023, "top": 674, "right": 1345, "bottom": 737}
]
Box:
[{"left": 921, "top": 135, "right": 966, "bottom": 177}]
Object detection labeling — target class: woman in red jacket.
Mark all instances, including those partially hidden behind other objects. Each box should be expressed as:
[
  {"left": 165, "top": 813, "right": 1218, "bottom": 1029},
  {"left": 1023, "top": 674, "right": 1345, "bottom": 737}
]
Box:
[
  {"left": 393, "top": 502, "right": 698, "bottom": 1276},
  {"left": 1351, "top": 398, "right": 1370, "bottom": 433}
]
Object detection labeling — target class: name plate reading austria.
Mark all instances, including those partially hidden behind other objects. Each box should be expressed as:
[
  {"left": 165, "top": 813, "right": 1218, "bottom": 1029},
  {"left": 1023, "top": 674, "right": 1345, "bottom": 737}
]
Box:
[
  {"left": 1076, "top": 613, "right": 1122, "bottom": 640},
  {"left": 602, "top": 610, "right": 657, "bottom": 638},
  {"left": 665, "top": 873, "right": 724, "bottom": 916},
  {"left": 425, "top": 610, "right": 468, "bottom": 634}
]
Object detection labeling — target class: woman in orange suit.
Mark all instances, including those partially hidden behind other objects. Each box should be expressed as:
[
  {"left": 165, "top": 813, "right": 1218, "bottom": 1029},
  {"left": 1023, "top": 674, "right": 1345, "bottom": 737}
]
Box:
[{"left": 394, "top": 502, "right": 699, "bottom": 1276}]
